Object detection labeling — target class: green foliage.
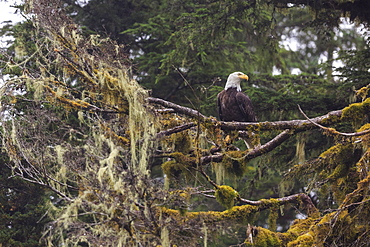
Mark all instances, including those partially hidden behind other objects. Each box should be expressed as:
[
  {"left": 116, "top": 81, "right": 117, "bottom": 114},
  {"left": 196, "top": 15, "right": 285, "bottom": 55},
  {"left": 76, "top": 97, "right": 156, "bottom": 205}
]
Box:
[
  {"left": 336, "top": 47, "right": 370, "bottom": 93},
  {"left": 0, "top": 161, "right": 49, "bottom": 247}
]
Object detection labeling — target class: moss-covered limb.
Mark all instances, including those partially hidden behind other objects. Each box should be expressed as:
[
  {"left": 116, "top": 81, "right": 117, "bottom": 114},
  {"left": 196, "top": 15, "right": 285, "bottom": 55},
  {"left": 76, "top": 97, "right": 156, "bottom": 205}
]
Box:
[
  {"left": 153, "top": 98, "right": 369, "bottom": 173},
  {"left": 245, "top": 208, "right": 367, "bottom": 247},
  {"left": 167, "top": 152, "right": 197, "bottom": 166},
  {"left": 150, "top": 98, "right": 368, "bottom": 163},
  {"left": 244, "top": 217, "right": 316, "bottom": 247},
  {"left": 247, "top": 129, "right": 293, "bottom": 157},
  {"left": 306, "top": 172, "right": 370, "bottom": 246},
  {"left": 161, "top": 204, "right": 257, "bottom": 225},
  {"left": 45, "top": 85, "right": 89, "bottom": 108},
  {"left": 202, "top": 192, "right": 318, "bottom": 217},
  {"left": 148, "top": 96, "right": 346, "bottom": 132},
  {"left": 341, "top": 96, "right": 370, "bottom": 125},
  {"left": 285, "top": 141, "right": 364, "bottom": 207},
  {"left": 53, "top": 48, "right": 97, "bottom": 85},
  {"left": 221, "top": 109, "right": 343, "bottom": 132},
  {"left": 308, "top": 209, "right": 369, "bottom": 246},
  {"left": 160, "top": 200, "right": 317, "bottom": 246},
  {"left": 245, "top": 226, "right": 283, "bottom": 247},
  {"left": 157, "top": 204, "right": 259, "bottom": 245}
]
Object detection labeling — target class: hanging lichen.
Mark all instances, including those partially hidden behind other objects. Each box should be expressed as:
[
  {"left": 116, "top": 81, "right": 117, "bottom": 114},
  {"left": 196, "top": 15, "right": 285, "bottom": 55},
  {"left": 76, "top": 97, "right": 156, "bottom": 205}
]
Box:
[
  {"left": 202, "top": 222, "right": 208, "bottom": 247},
  {"left": 212, "top": 162, "right": 226, "bottom": 185},
  {"left": 268, "top": 206, "right": 279, "bottom": 232},
  {"left": 221, "top": 150, "right": 250, "bottom": 177},
  {"left": 161, "top": 226, "right": 170, "bottom": 247},
  {"left": 0, "top": 1, "right": 161, "bottom": 245},
  {"left": 295, "top": 132, "right": 306, "bottom": 165}
]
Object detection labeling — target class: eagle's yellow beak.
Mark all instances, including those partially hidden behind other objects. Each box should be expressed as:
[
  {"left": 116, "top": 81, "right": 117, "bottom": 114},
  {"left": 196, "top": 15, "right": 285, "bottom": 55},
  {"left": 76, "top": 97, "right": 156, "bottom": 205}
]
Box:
[{"left": 238, "top": 74, "right": 249, "bottom": 81}]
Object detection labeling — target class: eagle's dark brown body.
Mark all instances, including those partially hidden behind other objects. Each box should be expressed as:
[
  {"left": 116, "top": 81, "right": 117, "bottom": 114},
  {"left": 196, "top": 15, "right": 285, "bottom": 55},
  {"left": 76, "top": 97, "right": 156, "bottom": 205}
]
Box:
[{"left": 217, "top": 87, "right": 257, "bottom": 122}]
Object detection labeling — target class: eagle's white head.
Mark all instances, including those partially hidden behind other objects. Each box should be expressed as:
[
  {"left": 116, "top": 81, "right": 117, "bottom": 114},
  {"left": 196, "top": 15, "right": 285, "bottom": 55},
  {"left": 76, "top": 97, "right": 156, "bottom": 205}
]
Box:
[{"left": 224, "top": 72, "right": 249, "bottom": 91}]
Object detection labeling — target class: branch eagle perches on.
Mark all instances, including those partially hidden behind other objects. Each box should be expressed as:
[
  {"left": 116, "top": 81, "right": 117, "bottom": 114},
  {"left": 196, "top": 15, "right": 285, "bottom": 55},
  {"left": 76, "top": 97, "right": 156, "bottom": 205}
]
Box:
[
  {"left": 148, "top": 97, "right": 344, "bottom": 132},
  {"left": 148, "top": 96, "right": 363, "bottom": 166},
  {"left": 148, "top": 96, "right": 370, "bottom": 201}
]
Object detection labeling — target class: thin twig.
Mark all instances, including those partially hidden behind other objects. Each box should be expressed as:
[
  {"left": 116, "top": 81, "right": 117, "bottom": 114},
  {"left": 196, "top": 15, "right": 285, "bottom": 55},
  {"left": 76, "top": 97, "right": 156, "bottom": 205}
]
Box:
[
  {"left": 155, "top": 122, "right": 196, "bottom": 139},
  {"left": 298, "top": 105, "right": 370, "bottom": 137}
]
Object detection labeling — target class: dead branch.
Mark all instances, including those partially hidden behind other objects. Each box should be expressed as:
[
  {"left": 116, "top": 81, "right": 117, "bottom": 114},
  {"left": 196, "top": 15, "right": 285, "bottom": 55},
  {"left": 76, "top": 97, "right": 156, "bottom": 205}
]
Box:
[
  {"left": 155, "top": 122, "right": 196, "bottom": 139},
  {"left": 148, "top": 97, "right": 208, "bottom": 119},
  {"left": 11, "top": 168, "right": 73, "bottom": 202}
]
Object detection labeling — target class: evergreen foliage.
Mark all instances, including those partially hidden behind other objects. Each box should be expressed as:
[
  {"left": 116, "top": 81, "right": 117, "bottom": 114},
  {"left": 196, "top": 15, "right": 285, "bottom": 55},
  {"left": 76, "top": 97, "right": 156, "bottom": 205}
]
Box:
[{"left": 0, "top": 158, "right": 48, "bottom": 246}]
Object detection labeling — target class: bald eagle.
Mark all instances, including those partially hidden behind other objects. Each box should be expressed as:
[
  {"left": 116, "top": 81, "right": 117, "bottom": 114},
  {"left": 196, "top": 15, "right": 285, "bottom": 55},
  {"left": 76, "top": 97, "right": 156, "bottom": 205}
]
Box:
[{"left": 217, "top": 72, "right": 257, "bottom": 148}]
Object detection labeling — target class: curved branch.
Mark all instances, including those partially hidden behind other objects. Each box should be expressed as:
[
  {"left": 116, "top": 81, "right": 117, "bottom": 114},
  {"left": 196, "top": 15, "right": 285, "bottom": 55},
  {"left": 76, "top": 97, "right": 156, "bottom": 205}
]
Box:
[
  {"left": 247, "top": 129, "right": 293, "bottom": 158},
  {"left": 200, "top": 129, "right": 293, "bottom": 165},
  {"left": 298, "top": 105, "right": 370, "bottom": 137}
]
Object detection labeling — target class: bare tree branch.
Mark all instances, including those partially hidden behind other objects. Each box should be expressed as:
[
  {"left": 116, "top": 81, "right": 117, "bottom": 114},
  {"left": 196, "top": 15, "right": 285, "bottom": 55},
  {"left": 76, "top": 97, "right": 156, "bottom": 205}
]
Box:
[
  {"left": 148, "top": 97, "right": 208, "bottom": 119},
  {"left": 155, "top": 122, "right": 196, "bottom": 139}
]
